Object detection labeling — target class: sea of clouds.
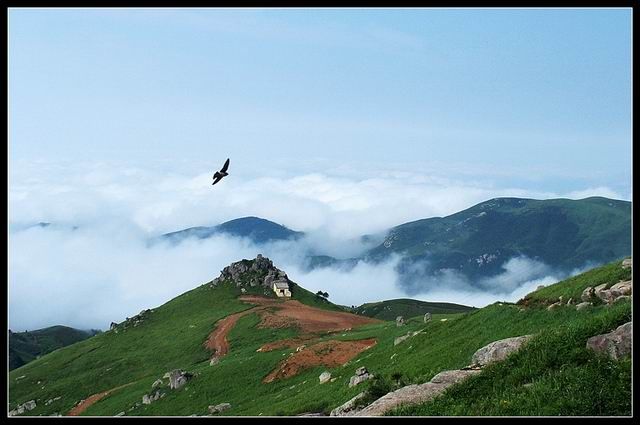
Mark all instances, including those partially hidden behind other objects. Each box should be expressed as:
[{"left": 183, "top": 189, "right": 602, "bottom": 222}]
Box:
[{"left": 8, "top": 158, "right": 623, "bottom": 331}]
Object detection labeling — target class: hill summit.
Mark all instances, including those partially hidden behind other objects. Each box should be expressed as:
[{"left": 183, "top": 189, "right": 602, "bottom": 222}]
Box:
[{"left": 211, "top": 254, "right": 292, "bottom": 296}]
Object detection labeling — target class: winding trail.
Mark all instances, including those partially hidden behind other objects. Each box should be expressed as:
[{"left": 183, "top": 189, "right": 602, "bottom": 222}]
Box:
[{"left": 66, "top": 382, "right": 135, "bottom": 416}]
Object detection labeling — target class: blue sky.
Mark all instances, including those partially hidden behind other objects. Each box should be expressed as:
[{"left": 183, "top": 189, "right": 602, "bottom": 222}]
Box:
[
  {"left": 9, "top": 8, "right": 632, "bottom": 197},
  {"left": 8, "top": 8, "right": 633, "bottom": 329}
]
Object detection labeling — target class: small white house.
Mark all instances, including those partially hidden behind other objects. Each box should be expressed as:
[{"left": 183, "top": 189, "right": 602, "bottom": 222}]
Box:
[{"left": 272, "top": 281, "right": 291, "bottom": 297}]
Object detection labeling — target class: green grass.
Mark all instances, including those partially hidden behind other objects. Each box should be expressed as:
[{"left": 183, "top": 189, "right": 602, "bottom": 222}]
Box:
[
  {"left": 9, "top": 259, "right": 632, "bottom": 416},
  {"left": 390, "top": 300, "right": 631, "bottom": 416},
  {"left": 354, "top": 298, "right": 475, "bottom": 320},
  {"left": 520, "top": 258, "right": 631, "bottom": 306}
]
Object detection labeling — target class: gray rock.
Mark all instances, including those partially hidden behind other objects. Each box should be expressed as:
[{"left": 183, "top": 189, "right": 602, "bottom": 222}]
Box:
[
  {"left": 210, "top": 357, "right": 220, "bottom": 366},
  {"left": 349, "top": 372, "right": 373, "bottom": 388},
  {"left": 330, "top": 392, "right": 367, "bottom": 416},
  {"left": 609, "top": 280, "right": 632, "bottom": 297},
  {"left": 471, "top": 335, "right": 533, "bottom": 367},
  {"left": 168, "top": 369, "right": 193, "bottom": 389},
  {"left": 142, "top": 391, "right": 162, "bottom": 405},
  {"left": 546, "top": 302, "right": 562, "bottom": 311},
  {"left": 353, "top": 370, "right": 481, "bottom": 416},
  {"left": 581, "top": 286, "right": 595, "bottom": 302},
  {"left": 423, "top": 312, "right": 432, "bottom": 323},
  {"left": 355, "top": 367, "right": 368, "bottom": 376},
  {"left": 586, "top": 322, "right": 632, "bottom": 360},
  {"left": 208, "top": 403, "right": 231, "bottom": 414},
  {"left": 622, "top": 258, "right": 632, "bottom": 269},
  {"left": 614, "top": 295, "right": 631, "bottom": 303},
  {"left": 319, "top": 371, "right": 332, "bottom": 384},
  {"left": 151, "top": 379, "right": 163, "bottom": 389},
  {"left": 576, "top": 302, "right": 592, "bottom": 311},
  {"left": 394, "top": 334, "right": 411, "bottom": 346},
  {"left": 395, "top": 316, "right": 405, "bottom": 327}
]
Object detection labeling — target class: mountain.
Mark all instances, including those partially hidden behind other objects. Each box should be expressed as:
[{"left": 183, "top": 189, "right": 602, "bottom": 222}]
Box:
[
  {"left": 9, "top": 326, "right": 101, "bottom": 370},
  {"left": 8, "top": 256, "right": 631, "bottom": 416},
  {"left": 365, "top": 197, "right": 631, "bottom": 279},
  {"left": 353, "top": 299, "right": 476, "bottom": 320},
  {"left": 162, "top": 217, "right": 304, "bottom": 245}
]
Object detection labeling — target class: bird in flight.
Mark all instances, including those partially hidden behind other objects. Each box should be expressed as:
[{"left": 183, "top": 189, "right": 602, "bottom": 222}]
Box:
[{"left": 212, "top": 158, "right": 230, "bottom": 186}]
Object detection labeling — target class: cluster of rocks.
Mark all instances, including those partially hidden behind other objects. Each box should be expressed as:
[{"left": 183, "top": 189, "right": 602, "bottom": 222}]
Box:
[
  {"left": 348, "top": 367, "right": 374, "bottom": 388},
  {"left": 210, "top": 254, "right": 290, "bottom": 290},
  {"left": 579, "top": 280, "right": 632, "bottom": 307},
  {"left": 110, "top": 309, "right": 153, "bottom": 333},
  {"left": 8, "top": 400, "right": 36, "bottom": 416},
  {"left": 332, "top": 334, "right": 533, "bottom": 416},
  {"left": 586, "top": 322, "right": 632, "bottom": 361},
  {"left": 141, "top": 369, "right": 194, "bottom": 405}
]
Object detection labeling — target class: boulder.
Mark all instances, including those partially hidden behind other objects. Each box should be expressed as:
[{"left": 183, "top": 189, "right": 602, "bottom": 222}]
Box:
[
  {"left": 423, "top": 312, "right": 432, "bottom": 323},
  {"left": 142, "top": 391, "right": 162, "bottom": 405},
  {"left": 208, "top": 403, "right": 231, "bottom": 414},
  {"left": 576, "top": 302, "right": 592, "bottom": 311},
  {"left": 319, "top": 371, "right": 332, "bottom": 384},
  {"left": 581, "top": 287, "right": 595, "bottom": 302},
  {"left": 609, "top": 280, "right": 632, "bottom": 297},
  {"left": 349, "top": 368, "right": 373, "bottom": 387},
  {"left": 586, "top": 322, "right": 632, "bottom": 360},
  {"left": 594, "top": 284, "right": 612, "bottom": 302},
  {"left": 209, "top": 357, "right": 220, "bottom": 366},
  {"left": 168, "top": 369, "right": 193, "bottom": 390},
  {"left": 546, "top": 302, "right": 562, "bottom": 311},
  {"left": 470, "top": 335, "right": 533, "bottom": 367},
  {"left": 151, "top": 379, "right": 163, "bottom": 389},
  {"left": 353, "top": 370, "right": 481, "bottom": 416},
  {"left": 394, "top": 334, "right": 411, "bottom": 346},
  {"left": 395, "top": 316, "right": 405, "bottom": 327},
  {"left": 330, "top": 392, "right": 367, "bottom": 416},
  {"left": 621, "top": 258, "right": 632, "bottom": 269}
]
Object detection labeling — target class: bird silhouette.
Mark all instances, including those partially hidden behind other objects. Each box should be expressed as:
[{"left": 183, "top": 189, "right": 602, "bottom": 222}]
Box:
[{"left": 212, "top": 158, "right": 230, "bottom": 186}]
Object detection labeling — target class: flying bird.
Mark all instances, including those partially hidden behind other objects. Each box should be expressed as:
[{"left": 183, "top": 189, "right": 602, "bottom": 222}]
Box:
[{"left": 212, "top": 158, "right": 230, "bottom": 186}]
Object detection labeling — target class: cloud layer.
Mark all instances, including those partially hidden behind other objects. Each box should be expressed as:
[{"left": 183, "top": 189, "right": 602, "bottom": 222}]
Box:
[{"left": 8, "top": 159, "right": 621, "bottom": 331}]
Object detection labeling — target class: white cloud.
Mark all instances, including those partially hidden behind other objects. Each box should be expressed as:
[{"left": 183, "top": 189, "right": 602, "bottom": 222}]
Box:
[{"left": 8, "top": 159, "right": 622, "bottom": 330}]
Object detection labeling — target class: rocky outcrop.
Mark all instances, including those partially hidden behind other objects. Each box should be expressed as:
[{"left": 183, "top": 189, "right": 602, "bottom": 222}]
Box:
[
  {"left": 470, "top": 335, "right": 532, "bottom": 367},
  {"left": 111, "top": 309, "right": 153, "bottom": 332},
  {"left": 333, "top": 334, "right": 532, "bottom": 417},
  {"left": 547, "top": 302, "right": 562, "bottom": 311},
  {"left": 168, "top": 369, "right": 193, "bottom": 390},
  {"left": 9, "top": 400, "right": 37, "bottom": 416},
  {"left": 586, "top": 322, "right": 632, "bottom": 360},
  {"left": 208, "top": 403, "right": 231, "bottom": 414},
  {"left": 395, "top": 316, "right": 405, "bottom": 327},
  {"left": 581, "top": 280, "right": 632, "bottom": 305},
  {"left": 330, "top": 392, "right": 367, "bottom": 416},
  {"left": 621, "top": 258, "right": 632, "bottom": 269},
  {"left": 142, "top": 391, "right": 164, "bottom": 405},
  {"left": 210, "top": 254, "right": 290, "bottom": 289},
  {"left": 581, "top": 287, "right": 595, "bottom": 302},
  {"left": 353, "top": 370, "right": 481, "bottom": 416},
  {"left": 349, "top": 367, "right": 374, "bottom": 387},
  {"left": 394, "top": 330, "right": 424, "bottom": 346},
  {"left": 423, "top": 312, "right": 432, "bottom": 323}
]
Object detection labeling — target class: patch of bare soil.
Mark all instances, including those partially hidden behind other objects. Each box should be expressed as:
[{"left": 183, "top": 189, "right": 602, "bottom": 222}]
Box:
[
  {"left": 66, "top": 382, "right": 134, "bottom": 416},
  {"left": 263, "top": 338, "right": 377, "bottom": 383}
]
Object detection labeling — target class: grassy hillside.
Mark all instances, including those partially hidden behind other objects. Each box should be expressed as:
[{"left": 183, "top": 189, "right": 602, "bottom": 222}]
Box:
[
  {"left": 9, "top": 259, "right": 631, "bottom": 416},
  {"left": 354, "top": 298, "right": 475, "bottom": 320},
  {"left": 9, "top": 326, "right": 100, "bottom": 371},
  {"left": 366, "top": 197, "right": 631, "bottom": 279}
]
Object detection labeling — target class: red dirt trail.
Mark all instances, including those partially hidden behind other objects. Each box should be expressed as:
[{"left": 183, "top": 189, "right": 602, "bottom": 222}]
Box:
[
  {"left": 66, "top": 382, "right": 134, "bottom": 416},
  {"left": 204, "top": 295, "right": 381, "bottom": 378}
]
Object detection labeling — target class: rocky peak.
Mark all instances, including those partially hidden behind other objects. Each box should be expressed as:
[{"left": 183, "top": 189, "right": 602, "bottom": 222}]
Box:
[{"left": 211, "top": 254, "right": 290, "bottom": 289}]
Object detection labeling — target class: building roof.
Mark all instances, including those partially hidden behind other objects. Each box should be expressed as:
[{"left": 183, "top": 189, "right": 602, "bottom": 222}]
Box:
[{"left": 273, "top": 281, "right": 289, "bottom": 289}]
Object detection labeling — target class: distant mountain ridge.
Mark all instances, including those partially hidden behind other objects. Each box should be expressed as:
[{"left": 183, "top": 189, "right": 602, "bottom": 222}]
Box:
[
  {"left": 364, "top": 196, "right": 631, "bottom": 282},
  {"left": 9, "top": 326, "right": 100, "bottom": 370},
  {"left": 162, "top": 216, "right": 304, "bottom": 244}
]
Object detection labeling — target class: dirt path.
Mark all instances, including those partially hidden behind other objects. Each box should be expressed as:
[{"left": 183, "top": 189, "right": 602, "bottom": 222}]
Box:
[
  {"left": 66, "top": 382, "right": 134, "bottom": 416},
  {"left": 204, "top": 296, "right": 380, "bottom": 364},
  {"left": 263, "top": 338, "right": 378, "bottom": 383}
]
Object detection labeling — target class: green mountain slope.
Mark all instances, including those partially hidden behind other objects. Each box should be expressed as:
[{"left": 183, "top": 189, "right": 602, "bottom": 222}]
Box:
[
  {"left": 354, "top": 299, "right": 476, "bottom": 320},
  {"left": 8, "top": 258, "right": 631, "bottom": 416},
  {"left": 9, "top": 326, "right": 100, "bottom": 371},
  {"left": 366, "top": 197, "right": 631, "bottom": 279}
]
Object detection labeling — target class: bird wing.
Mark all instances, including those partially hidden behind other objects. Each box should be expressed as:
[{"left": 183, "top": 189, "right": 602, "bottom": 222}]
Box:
[
  {"left": 212, "top": 175, "right": 224, "bottom": 186},
  {"left": 220, "top": 158, "right": 230, "bottom": 173}
]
